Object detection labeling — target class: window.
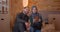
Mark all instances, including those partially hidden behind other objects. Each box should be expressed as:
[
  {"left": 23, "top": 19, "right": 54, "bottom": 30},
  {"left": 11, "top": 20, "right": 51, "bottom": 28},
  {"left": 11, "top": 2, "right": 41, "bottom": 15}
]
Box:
[
  {"left": 0, "top": 0, "right": 8, "bottom": 14},
  {"left": 23, "top": 0, "right": 28, "bottom": 7}
]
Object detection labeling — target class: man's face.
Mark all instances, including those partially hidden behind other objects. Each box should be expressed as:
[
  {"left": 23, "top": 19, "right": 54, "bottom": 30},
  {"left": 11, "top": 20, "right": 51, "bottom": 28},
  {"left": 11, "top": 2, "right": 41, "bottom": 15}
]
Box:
[
  {"left": 23, "top": 8, "right": 29, "bottom": 14},
  {"left": 32, "top": 8, "right": 37, "bottom": 13}
]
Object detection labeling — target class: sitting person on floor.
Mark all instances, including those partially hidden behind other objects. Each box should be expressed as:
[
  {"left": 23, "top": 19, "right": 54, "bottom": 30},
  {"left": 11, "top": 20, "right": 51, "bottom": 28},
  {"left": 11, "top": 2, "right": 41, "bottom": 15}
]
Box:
[{"left": 30, "top": 16, "right": 42, "bottom": 32}]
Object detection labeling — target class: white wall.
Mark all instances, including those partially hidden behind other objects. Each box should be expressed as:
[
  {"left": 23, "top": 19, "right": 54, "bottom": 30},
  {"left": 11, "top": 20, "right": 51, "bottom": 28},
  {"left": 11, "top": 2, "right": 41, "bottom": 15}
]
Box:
[{"left": 0, "top": 14, "right": 10, "bottom": 32}]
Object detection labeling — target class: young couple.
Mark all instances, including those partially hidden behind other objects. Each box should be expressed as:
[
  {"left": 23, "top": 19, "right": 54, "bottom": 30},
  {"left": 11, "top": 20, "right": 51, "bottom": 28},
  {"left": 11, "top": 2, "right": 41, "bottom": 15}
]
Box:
[{"left": 13, "top": 6, "right": 43, "bottom": 32}]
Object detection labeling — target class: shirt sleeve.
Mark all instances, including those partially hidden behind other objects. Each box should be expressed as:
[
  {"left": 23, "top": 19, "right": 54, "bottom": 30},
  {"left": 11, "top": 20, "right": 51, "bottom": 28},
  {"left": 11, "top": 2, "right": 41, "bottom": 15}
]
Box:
[
  {"left": 16, "top": 13, "right": 26, "bottom": 23},
  {"left": 39, "top": 13, "right": 43, "bottom": 22}
]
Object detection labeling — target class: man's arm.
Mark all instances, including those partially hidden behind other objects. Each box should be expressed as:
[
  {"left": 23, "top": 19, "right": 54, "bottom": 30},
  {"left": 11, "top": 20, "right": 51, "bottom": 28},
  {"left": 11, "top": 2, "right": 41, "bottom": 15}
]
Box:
[{"left": 16, "top": 14, "right": 25, "bottom": 23}]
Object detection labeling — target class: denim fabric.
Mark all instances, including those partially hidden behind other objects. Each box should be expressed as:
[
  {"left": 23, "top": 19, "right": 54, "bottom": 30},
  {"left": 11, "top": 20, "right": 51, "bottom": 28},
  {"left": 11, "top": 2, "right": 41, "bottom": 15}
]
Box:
[{"left": 30, "top": 27, "right": 41, "bottom": 32}]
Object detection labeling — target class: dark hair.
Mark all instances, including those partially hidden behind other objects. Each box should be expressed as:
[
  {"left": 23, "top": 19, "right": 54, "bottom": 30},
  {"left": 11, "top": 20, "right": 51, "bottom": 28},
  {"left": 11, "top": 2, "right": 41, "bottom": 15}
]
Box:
[
  {"left": 23, "top": 7, "right": 29, "bottom": 9},
  {"left": 24, "top": 7, "right": 27, "bottom": 9},
  {"left": 31, "top": 6, "right": 38, "bottom": 10}
]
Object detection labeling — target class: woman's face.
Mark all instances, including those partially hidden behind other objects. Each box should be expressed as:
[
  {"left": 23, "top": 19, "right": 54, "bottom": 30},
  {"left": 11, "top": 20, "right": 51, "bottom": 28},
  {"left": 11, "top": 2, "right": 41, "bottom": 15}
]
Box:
[{"left": 32, "top": 8, "right": 37, "bottom": 13}]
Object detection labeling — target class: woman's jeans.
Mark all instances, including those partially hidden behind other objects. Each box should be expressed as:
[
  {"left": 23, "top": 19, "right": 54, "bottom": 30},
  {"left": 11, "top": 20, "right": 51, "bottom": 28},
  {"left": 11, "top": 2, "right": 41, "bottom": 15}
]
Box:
[{"left": 30, "top": 27, "right": 41, "bottom": 32}]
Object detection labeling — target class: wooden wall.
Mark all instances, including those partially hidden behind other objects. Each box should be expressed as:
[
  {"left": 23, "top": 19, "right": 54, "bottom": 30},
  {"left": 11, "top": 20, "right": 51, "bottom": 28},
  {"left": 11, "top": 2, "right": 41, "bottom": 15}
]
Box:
[
  {"left": 9, "top": 0, "right": 23, "bottom": 29},
  {"left": 48, "top": 14, "right": 60, "bottom": 30},
  {"left": 29, "top": 0, "right": 60, "bottom": 11}
]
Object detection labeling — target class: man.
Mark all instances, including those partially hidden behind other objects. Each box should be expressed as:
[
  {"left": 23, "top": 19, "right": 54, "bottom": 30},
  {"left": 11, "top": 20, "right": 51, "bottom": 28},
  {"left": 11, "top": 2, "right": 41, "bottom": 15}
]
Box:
[{"left": 13, "top": 7, "right": 29, "bottom": 32}]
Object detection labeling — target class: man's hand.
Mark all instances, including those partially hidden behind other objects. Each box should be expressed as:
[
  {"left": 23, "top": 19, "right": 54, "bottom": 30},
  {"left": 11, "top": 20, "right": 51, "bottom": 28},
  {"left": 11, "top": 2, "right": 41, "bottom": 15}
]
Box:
[{"left": 25, "top": 22, "right": 30, "bottom": 29}]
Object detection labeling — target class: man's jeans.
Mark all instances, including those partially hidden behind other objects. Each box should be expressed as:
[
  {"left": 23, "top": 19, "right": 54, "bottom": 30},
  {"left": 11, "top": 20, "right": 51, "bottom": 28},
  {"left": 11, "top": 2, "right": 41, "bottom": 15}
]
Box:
[{"left": 30, "top": 27, "right": 41, "bottom": 32}]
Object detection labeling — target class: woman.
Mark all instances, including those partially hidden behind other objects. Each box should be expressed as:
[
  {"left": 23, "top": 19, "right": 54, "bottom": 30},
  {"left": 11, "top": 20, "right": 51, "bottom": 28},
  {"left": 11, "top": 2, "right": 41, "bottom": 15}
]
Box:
[{"left": 30, "top": 6, "right": 43, "bottom": 32}]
